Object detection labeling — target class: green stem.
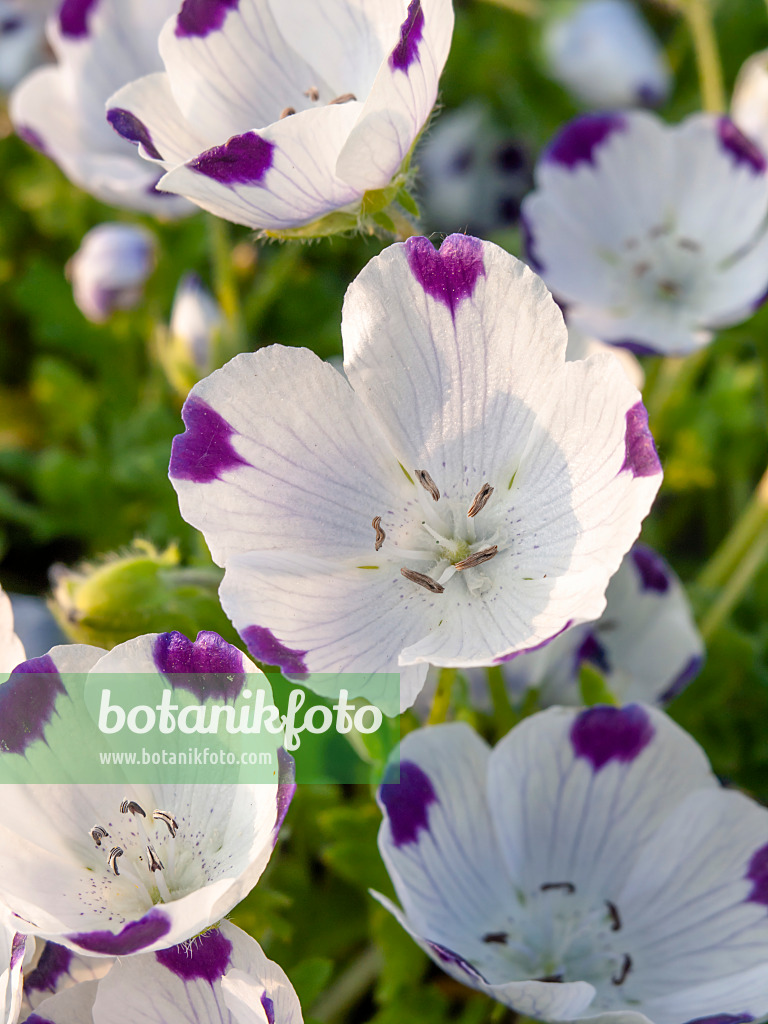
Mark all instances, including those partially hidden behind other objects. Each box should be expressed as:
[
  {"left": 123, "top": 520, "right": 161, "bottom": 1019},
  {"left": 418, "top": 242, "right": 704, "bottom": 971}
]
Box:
[
  {"left": 243, "top": 243, "right": 303, "bottom": 329},
  {"left": 487, "top": 666, "right": 517, "bottom": 736},
  {"left": 428, "top": 668, "right": 457, "bottom": 724},
  {"left": 311, "top": 947, "right": 382, "bottom": 1022},
  {"left": 644, "top": 348, "right": 708, "bottom": 439},
  {"left": 699, "top": 466, "right": 768, "bottom": 591},
  {"left": 207, "top": 214, "right": 246, "bottom": 359},
  {"left": 678, "top": 0, "right": 725, "bottom": 112},
  {"left": 700, "top": 523, "right": 768, "bottom": 641},
  {"left": 478, "top": 0, "right": 541, "bottom": 16}
]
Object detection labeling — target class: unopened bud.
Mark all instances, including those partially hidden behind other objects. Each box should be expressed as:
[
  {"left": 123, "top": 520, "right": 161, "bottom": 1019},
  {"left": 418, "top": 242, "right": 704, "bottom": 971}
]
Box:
[{"left": 67, "top": 223, "right": 156, "bottom": 323}]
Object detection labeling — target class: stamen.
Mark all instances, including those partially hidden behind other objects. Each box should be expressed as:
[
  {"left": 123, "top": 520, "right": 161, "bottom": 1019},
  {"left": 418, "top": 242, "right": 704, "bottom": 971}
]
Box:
[
  {"left": 153, "top": 810, "right": 179, "bottom": 838},
  {"left": 678, "top": 237, "right": 700, "bottom": 252},
  {"left": 454, "top": 545, "right": 497, "bottom": 570},
  {"left": 467, "top": 483, "right": 493, "bottom": 517},
  {"left": 90, "top": 825, "right": 109, "bottom": 846},
  {"left": 120, "top": 799, "right": 146, "bottom": 817},
  {"left": 372, "top": 515, "right": 386, "bottom": 551},
  {"left": 280, "top": 107, "right": 296, "bottom": 118},
  {"left": 605, "top": 900, "right": 621, "bottom": 931},
  {"left": 107, "top": 847, "right": 124, "bottom": 876},
  {"left": 304, "top": 86, "right": 319, "bottom": 101},
  {"left": 146, "top": 843, "right": 164, "bottom": 873},
  {"left": 612, "top": 954, "right": 632, "bottom": 986},
  {"left": 328, "top": 93, "right": 356, "bottom": 104},
  {"left": 482, "top": 932, "right": 508, "bottom": 944},
  {"left": 540, "top": 882, "right": 576, "bottom": 894},
  {"left": 415, "top": 469, "right": 440, "bottom": 501},
  {"left": 633, "top": 261, "right": 650, "bottom": 277},
  {"left": 400, "top": 567, "right": 444, "bottom": 594}
]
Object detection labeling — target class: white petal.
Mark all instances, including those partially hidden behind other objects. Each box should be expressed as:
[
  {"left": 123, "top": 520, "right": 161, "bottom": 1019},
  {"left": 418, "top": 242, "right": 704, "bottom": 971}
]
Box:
[
  {"left": 25, "top": 979, "right": 100, "bottom": 1024},
  {"left": 0, "top": 588, "right": 25, "bottom": 675}
]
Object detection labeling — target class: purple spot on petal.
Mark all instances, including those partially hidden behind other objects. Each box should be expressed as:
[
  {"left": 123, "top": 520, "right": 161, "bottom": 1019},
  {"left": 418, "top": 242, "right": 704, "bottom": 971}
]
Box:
[
  {"left": 23, "top": 943, "right": 72, "bottom": 993},
  {"left": 156, "top": 928, "right": 232, "bottom": 984},
  {"left": 170, "top": 395, "right": 249, "bottom": 484},
  {"left": 631, "top": 546, "right": 670, "bottom": 593},
  {"left": 545, "top": 113, "right": 627, "bottom": 169},
  {"left": 610, "top": 338, "right": 659, "bottom": 357},
  {"left": 107, "top": 109, "right": 163, "bottom": 161},
  {"left": 240, "top": 626, "right": 308, "bottom": 678},
  {"left": 10, "top": 934, "right": 26, "bottom": 969},
  {"left": 426, "top": 942, "right": 486, "bottom": 983},
  {"left": 58, "top": 0, "right": 99, "bottom": 37},
  {"left": 176, "top": 0, "right": 239, "bottom": 37},
  {"left": 189, "top": 132, "right": 274, "bottom": 186},
  {"left": 575, "top": 631, "right": 610, "bottom": 674},
  {"left": 153, "top": 631, "right": 246, "bottom": 701},
  {"left": 26, "top": 1016, "right": 56, "bottom": 1024},
  {"left": 495, "top": 620, "right": 573, "bottom": 664},
  {"left": 68, "top": 909, "right": 170, "bottom": 954},
  {"left": 261, "top": 994, "right": 276, "bottom": 1024},
  {"left": 520, "top": 211, "right": 543, "bottom": 273},
  {"left": 405, "top": 234, "right": 485, "bottom": 318},
  {"left": 0, "top": 656, "right": 66, "bottom": 755},
  {"left": 718, "top": 118, "right": 766, "bottom": 174},
  {"left": 659, "top": 654, "right": 704, "bottom": 704},
  {"left": 637, "top": 83, "right": 665, "bottom": 108},
  {"left": 274, "top": 747, "right": 296, "bottom": 844},
  {"left": 746, "top": 843, "right": 768, "bottom": 905},
  {"left": 380, "top": 760, "right": 437, "bottom": 847},
  {"left": 621, "top": 402, "right": 661, "bottom": 478},
  {"left": 571, "top": 704, "right": 654, "bottom": 771},
  {"left": 684, "top": 1016, "right": 754, "bottom": 1024},
  {"left": 389, "top": 0, "right": 424, "bottom": 71},
  {"left": 16, "top": 125, "right": 48, "bottom": 155}
]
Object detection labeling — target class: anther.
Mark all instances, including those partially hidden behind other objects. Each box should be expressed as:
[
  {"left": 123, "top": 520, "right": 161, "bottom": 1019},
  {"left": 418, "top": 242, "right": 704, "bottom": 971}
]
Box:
[
  {"left": 605, "top": 900, "right": 621, "bottom": 931},
  {"left": 280, "top": 107, "right": 296, "bottom": 119},
  {"left": 372, "top": 516, "right": 386, "bottom": 551},
  {"left": 107, "top": 847, "right": 124, "bottom": 876},
  {"left": 304, "top": 86, "right": 319, "bottom": 101},
  {"left": 454, "top": 546, "right": 498, "bottom": 570},
  {"left": 400, "top": 568, "right": 444, "bottom": 594},
  {"left": 328, "top": 92, "right": 356, "bottom": 104},
  {"left": 120, "top": 799, "right": 146, "bottom": 817},
  {"left": 678, "top": 237, "right": 700, "bottom": 252},
  {"left": 153, "top": 810, "right": 179, "bottom": 838},
  {"left": 146, "top": 843, "right": 164, "bottom": 873},
  {"left": 467, "top": 483, "right": 493, "bottom": 517},
  {"left": 482, "top": 932, "right": 508, "bottom": 944},
  {"left": 415, "top": 469, "right": 440, "bottom": 501},
  {"left": 90, "top": 825, "right": 109, "bottom": 847},
  {"left": 540, "top": 882, "right": 576, "bottom": 894},
  {"left": 612, "top": 954, "right": 632, "bottom": 986}
]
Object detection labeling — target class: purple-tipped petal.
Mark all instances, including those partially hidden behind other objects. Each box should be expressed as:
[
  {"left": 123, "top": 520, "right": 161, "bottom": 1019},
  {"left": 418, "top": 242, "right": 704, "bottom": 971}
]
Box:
[
  {"left": 683, "top": 1017, "right": 754, "bottom": 1024},
  {"left": 107, "top": 109, "right": 163, "bottom": 161},
  {"left": 153, "top": 631, "right": 246, "bottom": 701},
  {"left": 426, "top": 941, "right": 486, "bottom": 982},
  {"left": 240, "top": 626, "right": 308, "bottom": 677},
  {"left": 389, "top": 0, "right": 424, "bottom": 71},
  {"left": 16, "top": 125, "right": 48, "bottom": 155},
  {"left": 0, "top": 656, "right": 67, "bottom": 756},
  {"left": 570, "top": 704, "right": 654, "bottom": 771},
  {"left": 23, "top": 944, "right": 73, "bottom": 994},
  {"left": 155, "top": 928, "right": 233, "bottom": 984},
  {"left": 170, "top": 396, "right": 250, "bottom": 484},
  {"left": 659, "top": 654, "right": 704, "bottom": 704},
  {"left": 189, "top": 133, "right": 274, "bottom": 186},
  {"left": 495, "top": 620, "right": 573, "bottom": 663},
  {"left": 260, "top": 994, "right": 276, "bottom": 1024},
  {"left": 575, "top": 631, "right": 610, "bottom": 674},
  {"left": 58, "top": 0, "right": 99, "bottom": 38},
  {"left": 68, "top": 909, "right": 171, "bottom": 955},
  {"left": 545, "top": 113, "right": 627, "bottom": 169},
  {"left": 176, "top": 0, "right": 239, "bottom": 37},
  {"left": 631, "top": 546, "right": 670, "bottom": 593},
  {"left": 379, "top": 760, "right": 438, "bottom": 847},
  {"left": 274, "top": 747, "right": 296, "bottom": 841},
  {"left": 404, "top": 234, "right": 485, "bottom": 318},
  {"left": 718, "top": 118, "right": 766, "bottom": 174},
  {"left": 621, "top": 402, "right": 661, "bottom": 478}
]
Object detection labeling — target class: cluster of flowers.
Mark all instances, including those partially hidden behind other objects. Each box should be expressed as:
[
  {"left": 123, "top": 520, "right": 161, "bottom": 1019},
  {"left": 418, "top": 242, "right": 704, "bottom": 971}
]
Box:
[{"left": 4, "top": 0, "right": 768, "bottom": 1023}]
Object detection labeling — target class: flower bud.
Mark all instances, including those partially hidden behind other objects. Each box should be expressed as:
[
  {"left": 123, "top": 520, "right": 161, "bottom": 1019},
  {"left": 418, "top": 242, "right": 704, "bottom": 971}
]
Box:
[
  {"left": 67, "top": 223, "right": 156, "bottom": 323},
  {"left": 157, "top": 273, "right": 223, "bottom": 396},
  {"left": 542, "top": 0, "right": 670, "bottom": 109},
  {"left": 732, "top": 50, "right": 768, "bottom": 156}
]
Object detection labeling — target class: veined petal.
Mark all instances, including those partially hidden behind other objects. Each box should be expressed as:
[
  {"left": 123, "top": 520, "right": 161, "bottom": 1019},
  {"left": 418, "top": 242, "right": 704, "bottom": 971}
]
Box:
[
  {"left": 26, "top": 978, "right": 100, "bottom": 1024},
  {"left": 336, "top": 0, "right": 455, "bottom": 191}
]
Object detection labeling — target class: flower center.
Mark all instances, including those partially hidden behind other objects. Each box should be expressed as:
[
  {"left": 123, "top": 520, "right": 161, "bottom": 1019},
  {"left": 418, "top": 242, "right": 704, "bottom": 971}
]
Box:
[{"left": 616, "top": 223, "right": 708, "bottom": 311}]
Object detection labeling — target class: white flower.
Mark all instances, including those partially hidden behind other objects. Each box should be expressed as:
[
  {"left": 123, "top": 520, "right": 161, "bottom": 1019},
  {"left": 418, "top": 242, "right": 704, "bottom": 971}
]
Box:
[
  {"left": 0, "top": 916, "right": 25, "bottom": 1024},
  {"left": 0, "top": 631, "right": 294, "bottom": 956},
  {"left": 0, "top": 586, "right": 25, "bottom": 675},
  {"left": 20, "top": 938, "right": 111, "bottom": 1019},
  {"left": 565, "top": 324, "right": 643, "bottom": 390},
  {"left": 10, "top": 0, "right": 192, "bottom": 217},
  {"left": 105, "top": 0, "right": 454, "bottom": 237},
  {"left": 732, "top": 49, "right": 768, "bottom": 156},
  {"left": 163, "top": 272, "right": 224, "bottom": 385},
  {"left": 375, "top": 709, "right": 768, "bottom": 1023},
  {"left": 0, "top": 1, "right": 52, "bottom": 93},
  {"left": 522, "top": 110, "right": 768, "bottom": 356},
  {"left": 542, "top": 0, "right": 670, "bottom": 110},
  {"left": 21, "top": 921, "right": 302, "bottom": 1024},
  {"left": 169, "top": 234, "right": 661, "bottom": 712},
  {"left": 67, "top": 223, "right": 156, "bottom": 323},
  {"left": 482, "top": 544, "right": 704, "bottom": 707}
]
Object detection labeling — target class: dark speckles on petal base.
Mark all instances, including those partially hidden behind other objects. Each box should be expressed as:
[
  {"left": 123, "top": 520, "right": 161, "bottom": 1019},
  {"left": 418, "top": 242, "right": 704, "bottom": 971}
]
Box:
[
  {"left": 718, "top": 118, "right": 766, "bottom": 175},
  {"left": 176, "top": 0, "right": 239, "bottom": 37},
  {"left": 621, "top": 402, "right": 661, "bottom": 478},
  {"left": 405, "top": 234, "right": 485, "bottom": 319},
  {"left": 153, "top": 630, "right": 246, "bottom": 701},
  {"left": 379, "top": 760, "right": 437, "bottom": 846},
  {"left": 68, "top": 909, "right": 171, "bottom": 954},
  {"left": 545, "top": 113, "right": 627, "bottom": 169},
  {"left": 241, "top": 625, "right": 309, "bottom": 678},
  {"left": 389, "top": 0, "right": 424, "bottom": 71},
  {"left": 631, "top": 545, "right": 670, "bottom": 593},
  {"left": 570, "top": 704, "right": 654, "bottom": 771},
  {"left": 107, "top": 109, "right": 163, "bottom": 161},
  {"left": 189, "top": 133, "right": 275, "bottom": 186},
  {"left": 156, "top": 928, "right": 232, "bottom": 984},
  {"left": 0, "top": 656, "right": 66, "bottom": 756},
  {"left": 170, "top": 395, "right": 249, "bottom": 484},
  {"left": 58, "top": 0, "right": 99, "bottom": 38}
]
